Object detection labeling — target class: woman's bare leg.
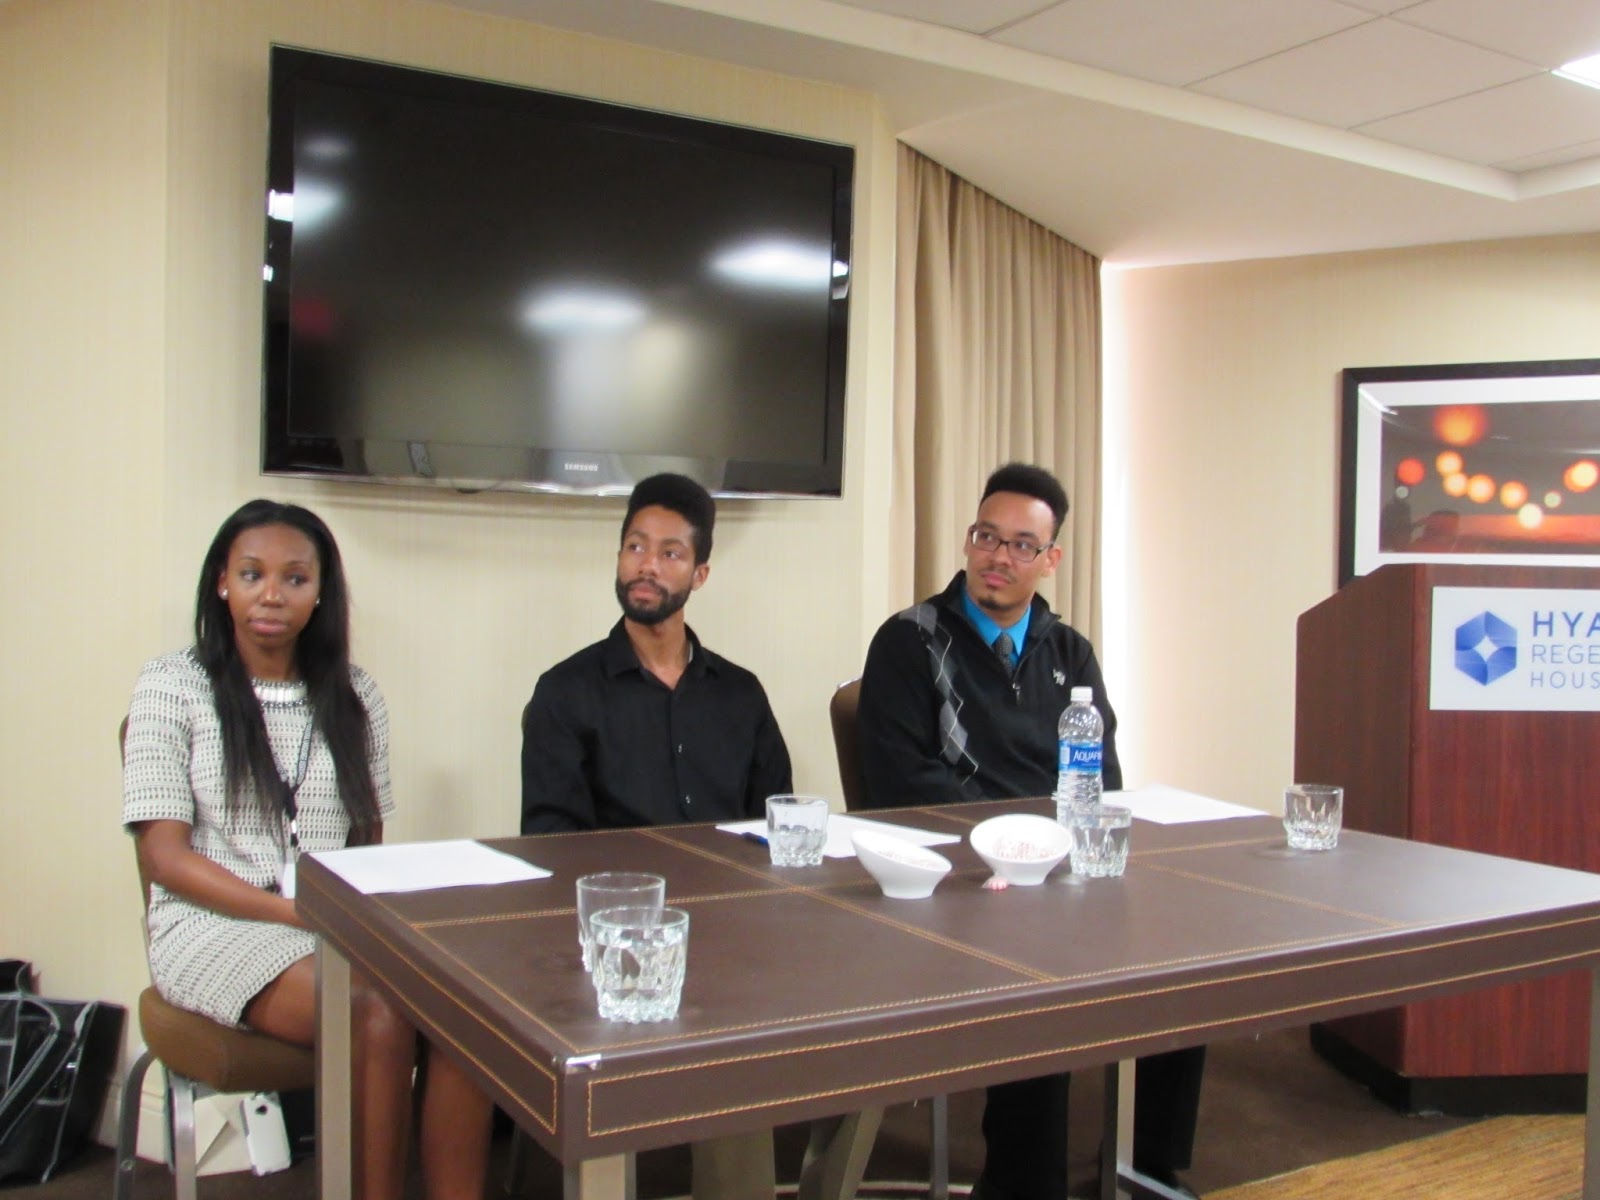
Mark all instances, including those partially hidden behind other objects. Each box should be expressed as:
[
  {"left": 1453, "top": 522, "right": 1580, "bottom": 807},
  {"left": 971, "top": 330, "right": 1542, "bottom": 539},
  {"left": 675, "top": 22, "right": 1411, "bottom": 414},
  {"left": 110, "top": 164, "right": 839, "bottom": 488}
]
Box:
[
  {"left": 241, "top": 958, "right": 317, "bottom": 1047},
  {"left": 245, "top": 958, "right": 417, "bottom": 1200},
  {"left": 417, "top": 1042, "right": 493, "bottom": 1200}
]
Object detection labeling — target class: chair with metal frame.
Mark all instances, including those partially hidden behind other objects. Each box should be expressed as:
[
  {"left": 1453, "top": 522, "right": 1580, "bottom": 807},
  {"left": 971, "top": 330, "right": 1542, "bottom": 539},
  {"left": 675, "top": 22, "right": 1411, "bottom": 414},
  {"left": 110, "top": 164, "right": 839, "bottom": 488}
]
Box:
[
  {"left": 112, "top": 717, "right": 315, "bottom": 1200},
  {"left": 828, "top": 679, "right": 951, "bottom": 1200}
]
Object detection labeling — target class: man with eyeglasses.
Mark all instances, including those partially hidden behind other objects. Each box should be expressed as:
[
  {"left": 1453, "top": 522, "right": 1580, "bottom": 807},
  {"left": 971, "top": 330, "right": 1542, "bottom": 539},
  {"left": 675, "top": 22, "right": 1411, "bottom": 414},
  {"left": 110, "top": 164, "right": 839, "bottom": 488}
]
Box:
[{"left": 854, "top": 462, "right": 1206, "bottom": 1200}]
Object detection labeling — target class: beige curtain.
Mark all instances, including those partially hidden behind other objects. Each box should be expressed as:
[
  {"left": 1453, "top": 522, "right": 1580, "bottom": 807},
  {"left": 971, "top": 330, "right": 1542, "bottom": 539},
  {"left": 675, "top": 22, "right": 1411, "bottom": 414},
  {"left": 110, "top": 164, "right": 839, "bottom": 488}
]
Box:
[{"left": 890, "top": 145, "right": 1104, "bottom": 643}]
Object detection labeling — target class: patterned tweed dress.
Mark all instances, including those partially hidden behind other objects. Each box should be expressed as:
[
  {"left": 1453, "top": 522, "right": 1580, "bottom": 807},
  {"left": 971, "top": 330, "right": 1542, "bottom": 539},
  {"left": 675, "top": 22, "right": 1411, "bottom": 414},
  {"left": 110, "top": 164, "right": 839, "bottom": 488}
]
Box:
[{"left": 121, "top": 649, "right": 393, "bottom": 1027}]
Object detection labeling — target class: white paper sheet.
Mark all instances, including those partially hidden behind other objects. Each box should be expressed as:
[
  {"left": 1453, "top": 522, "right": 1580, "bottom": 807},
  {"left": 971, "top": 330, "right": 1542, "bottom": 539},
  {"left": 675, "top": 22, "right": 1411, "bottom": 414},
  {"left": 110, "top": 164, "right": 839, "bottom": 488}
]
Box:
[
  {"left": 309, "top": 840, "right": 551, "bottom": 894},
  {"left": 1105, "top": 784, "right": 1265, "bottom": 825},
  {"left": 716, "top": 813, "right": 962, "bottom": 859}
]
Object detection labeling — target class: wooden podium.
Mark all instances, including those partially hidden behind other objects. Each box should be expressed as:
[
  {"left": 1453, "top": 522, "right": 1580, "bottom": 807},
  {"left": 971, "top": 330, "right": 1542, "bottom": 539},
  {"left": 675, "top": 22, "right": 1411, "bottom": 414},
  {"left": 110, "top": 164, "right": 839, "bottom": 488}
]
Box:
[{"left": 1294, "top": 563, "right": 1600, "bottom": 1112}]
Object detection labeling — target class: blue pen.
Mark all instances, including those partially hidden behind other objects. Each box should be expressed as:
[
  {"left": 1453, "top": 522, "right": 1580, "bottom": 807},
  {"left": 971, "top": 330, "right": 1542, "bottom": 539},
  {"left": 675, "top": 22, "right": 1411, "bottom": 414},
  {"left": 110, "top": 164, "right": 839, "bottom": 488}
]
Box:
[{"left": 741, "top": 832, "right": 769, "bottom": 846}]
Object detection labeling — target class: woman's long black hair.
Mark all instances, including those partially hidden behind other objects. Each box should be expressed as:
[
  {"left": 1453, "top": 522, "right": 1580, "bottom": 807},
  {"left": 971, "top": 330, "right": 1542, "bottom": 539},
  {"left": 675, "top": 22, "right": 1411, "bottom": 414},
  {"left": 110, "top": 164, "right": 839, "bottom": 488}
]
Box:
[{"left": 193, "top": 500, "right": 380, "bottom": 834}]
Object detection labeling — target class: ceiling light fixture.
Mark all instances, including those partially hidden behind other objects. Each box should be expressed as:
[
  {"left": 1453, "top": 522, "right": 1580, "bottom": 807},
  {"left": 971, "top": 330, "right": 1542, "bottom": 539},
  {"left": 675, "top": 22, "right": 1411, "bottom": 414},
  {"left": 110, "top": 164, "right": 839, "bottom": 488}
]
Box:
[{"left": 1554, "top": 53, "right": 1600, "bottom": 90}]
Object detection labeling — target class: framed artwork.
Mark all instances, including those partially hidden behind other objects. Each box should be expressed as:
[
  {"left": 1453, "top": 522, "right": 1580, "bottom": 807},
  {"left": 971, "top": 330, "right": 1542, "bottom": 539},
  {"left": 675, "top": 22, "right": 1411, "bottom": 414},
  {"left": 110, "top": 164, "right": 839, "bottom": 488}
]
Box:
[{"left": 1339, "top": 359, "right": 1600, "bottom": 586}]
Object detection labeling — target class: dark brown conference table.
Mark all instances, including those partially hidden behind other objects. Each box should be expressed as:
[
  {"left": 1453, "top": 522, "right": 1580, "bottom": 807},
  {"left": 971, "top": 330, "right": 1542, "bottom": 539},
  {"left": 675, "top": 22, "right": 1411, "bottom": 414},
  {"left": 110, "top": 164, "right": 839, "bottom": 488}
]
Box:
[{"left": 297, "top": 799, "right": 1600, "bottom": 1200}]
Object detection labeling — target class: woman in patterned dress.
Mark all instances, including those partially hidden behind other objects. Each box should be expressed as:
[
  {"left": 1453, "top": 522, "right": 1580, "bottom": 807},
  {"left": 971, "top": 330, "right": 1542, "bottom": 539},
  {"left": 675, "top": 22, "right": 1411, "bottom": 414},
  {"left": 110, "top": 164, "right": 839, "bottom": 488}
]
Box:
[{"left": 122, "top": 500, "right": 490, "bottom": 1200}]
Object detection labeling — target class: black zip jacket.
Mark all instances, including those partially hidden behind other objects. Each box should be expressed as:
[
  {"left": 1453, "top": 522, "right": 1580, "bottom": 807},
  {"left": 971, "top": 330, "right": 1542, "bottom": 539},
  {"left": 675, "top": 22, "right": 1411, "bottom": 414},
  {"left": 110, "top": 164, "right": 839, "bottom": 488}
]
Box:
[{"left": 855, "top": 572, "right": 1121, "bottom": 808}]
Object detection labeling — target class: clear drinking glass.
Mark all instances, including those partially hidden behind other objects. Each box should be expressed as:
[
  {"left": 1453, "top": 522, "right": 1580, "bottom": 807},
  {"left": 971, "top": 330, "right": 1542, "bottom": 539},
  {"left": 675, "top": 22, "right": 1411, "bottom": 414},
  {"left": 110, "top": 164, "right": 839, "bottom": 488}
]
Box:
[
  {"left": 575, "top": 873, "right": 665, "bottom": 971},
  {"left": 1065, "top": 803, "right": 1133, "bottom": 878},
  {"left": 1284, "top": 784, "right": 1343, "bottom": 850},
  {"left": 765, "top": 794, "right": 830, "bottom": 866},
  {"left": 590, "top": 906, "right": 690, "bottom": 1023}
]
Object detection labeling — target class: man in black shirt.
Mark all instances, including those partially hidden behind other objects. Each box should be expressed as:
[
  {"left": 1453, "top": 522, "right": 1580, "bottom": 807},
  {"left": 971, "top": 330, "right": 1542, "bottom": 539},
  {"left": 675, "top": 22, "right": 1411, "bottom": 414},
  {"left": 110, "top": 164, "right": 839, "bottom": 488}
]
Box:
[
  {"left": 521, "top": 474, "right": 792, "bottom": 832},
  {"left": 521, "top": 474, "right": 811, "bottom": 1200}
]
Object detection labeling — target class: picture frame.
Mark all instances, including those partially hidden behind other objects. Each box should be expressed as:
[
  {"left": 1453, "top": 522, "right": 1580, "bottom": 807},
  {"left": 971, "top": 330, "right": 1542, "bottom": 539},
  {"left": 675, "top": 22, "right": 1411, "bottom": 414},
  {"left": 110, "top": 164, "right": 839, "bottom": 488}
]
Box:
[{"left": 1339, "top": 358, "right": 1600, "bottom": 586}]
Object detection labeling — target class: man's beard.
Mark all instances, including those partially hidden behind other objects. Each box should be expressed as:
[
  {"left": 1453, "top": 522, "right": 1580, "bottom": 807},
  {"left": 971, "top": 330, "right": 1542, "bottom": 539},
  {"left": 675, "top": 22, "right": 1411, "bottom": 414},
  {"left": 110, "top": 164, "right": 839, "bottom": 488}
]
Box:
[
  {"left": 966, "top": 564, "right": 1020, "bottom": 614},
  {"left": 615, "top": 576, "right": 692, "bottom": 626}
]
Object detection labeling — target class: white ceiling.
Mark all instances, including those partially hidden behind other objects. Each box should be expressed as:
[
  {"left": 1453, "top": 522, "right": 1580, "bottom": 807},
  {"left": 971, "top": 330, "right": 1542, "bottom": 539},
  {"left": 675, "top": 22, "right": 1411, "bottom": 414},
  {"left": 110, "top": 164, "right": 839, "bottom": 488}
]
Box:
[{"left": 445, "top": 0, "right": 1600, "bottom": 266}]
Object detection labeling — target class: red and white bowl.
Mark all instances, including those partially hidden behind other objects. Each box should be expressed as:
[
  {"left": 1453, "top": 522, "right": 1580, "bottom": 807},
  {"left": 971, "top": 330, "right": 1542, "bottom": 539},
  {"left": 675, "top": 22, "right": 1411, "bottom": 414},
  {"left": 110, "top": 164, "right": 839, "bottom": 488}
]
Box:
[{"left": 969, "top": 814, "right": 1071, "bottom": 885}]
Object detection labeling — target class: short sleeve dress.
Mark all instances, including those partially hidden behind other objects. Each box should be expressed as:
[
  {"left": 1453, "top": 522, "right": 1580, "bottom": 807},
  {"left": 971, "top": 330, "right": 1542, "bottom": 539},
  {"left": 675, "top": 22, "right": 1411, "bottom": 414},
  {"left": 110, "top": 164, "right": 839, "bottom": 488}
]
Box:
[{"left": 121, "top": 649, "right": 394, "bottom": 1027}]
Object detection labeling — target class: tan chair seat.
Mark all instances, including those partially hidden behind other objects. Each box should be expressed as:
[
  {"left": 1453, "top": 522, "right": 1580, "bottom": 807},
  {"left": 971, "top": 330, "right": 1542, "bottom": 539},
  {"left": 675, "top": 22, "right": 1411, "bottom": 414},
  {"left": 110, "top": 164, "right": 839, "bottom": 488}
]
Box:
[{"left": 137, "top": 988, "right": 313, "bottom": 1096}]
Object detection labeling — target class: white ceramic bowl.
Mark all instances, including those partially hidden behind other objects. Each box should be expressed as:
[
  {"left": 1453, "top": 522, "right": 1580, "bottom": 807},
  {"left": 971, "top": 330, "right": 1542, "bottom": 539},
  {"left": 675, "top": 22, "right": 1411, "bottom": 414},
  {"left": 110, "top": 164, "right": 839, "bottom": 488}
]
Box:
[
  {"left": 969, "top": 814, "right": 1071, "bottom": 885},
  {"left": 851, "top": 829, "right": 953, "bottom": 899}
]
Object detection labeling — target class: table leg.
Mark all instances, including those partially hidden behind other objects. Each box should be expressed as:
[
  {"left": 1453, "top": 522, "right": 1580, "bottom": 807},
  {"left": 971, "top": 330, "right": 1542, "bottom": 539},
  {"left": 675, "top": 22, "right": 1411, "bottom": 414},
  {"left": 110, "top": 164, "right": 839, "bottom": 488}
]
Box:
[
  {"left": 315, "top": 941, "right": 353, "bottom": 1200},
  {"left": 1586, "top": 966, "right": 1599, "bottom": 1200},
  {"left": 1103, "top": 1060, "right": 1191, "bottom": 1200},
  {"left": 930, "top": 1096, "right": 950, "bottom": 1200},
  {"left": 564, "top": 1153, "right": 632, "bottom": 1200},
  {"left": 1100, "top": 1061, "right": 1134, "bottom": 1200}
]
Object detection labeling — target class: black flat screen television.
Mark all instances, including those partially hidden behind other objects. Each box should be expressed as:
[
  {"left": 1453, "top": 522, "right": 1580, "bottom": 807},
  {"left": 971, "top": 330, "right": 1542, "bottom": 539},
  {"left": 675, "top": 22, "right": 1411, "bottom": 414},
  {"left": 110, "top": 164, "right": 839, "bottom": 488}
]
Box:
[{"left": 262, "top": 47, "right": 853, "bottom": 497}]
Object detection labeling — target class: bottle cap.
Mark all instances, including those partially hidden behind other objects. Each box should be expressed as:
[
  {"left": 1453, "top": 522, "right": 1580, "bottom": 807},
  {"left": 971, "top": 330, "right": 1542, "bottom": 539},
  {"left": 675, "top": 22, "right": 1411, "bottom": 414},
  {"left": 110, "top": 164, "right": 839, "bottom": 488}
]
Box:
[{"left": 1070, "top": 686, "right": 1092, "bottom": 702}]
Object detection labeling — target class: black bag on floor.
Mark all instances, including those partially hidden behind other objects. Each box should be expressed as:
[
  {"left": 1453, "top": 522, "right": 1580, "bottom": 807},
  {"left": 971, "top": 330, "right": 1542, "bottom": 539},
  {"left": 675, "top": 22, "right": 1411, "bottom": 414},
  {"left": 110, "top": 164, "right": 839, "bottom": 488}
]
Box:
[
  {"left": 0, "top": 982, "right": 125, "bottom": 1184},
  {"left": 0, "top": 962, "right": 37, "bottom": 1089}
]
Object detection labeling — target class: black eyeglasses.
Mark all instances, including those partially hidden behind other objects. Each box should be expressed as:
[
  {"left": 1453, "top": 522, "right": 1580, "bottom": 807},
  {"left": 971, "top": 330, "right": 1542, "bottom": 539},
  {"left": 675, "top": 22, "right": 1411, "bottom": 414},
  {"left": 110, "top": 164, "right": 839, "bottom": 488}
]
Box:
[{"left": 967, "top": 527, "right": 1052, "bottom": 564}]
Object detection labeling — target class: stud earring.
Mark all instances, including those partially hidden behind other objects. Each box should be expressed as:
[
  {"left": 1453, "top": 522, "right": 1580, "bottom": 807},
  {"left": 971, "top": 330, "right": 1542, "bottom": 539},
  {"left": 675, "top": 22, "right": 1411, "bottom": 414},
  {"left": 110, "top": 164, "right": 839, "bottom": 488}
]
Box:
[
  {"left": 315, "top": 598, "right": 321, "bottom": 607},
  {"left": 221, "top": 589, "right": 229, "bottom": 599}
]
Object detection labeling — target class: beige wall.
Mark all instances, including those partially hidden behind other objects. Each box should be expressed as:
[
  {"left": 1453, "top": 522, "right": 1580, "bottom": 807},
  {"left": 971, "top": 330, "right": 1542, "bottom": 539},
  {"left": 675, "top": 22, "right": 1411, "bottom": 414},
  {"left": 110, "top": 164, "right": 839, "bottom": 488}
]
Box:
[
  {"left": 1, "top": 0, "right": 896, "bottom": 1028},
  {"left": 3, "top": 0, "right": 174, "bottom": 1008},
  {"left": 1105, "top": 234, "right": 1600, "bottom": 811}
]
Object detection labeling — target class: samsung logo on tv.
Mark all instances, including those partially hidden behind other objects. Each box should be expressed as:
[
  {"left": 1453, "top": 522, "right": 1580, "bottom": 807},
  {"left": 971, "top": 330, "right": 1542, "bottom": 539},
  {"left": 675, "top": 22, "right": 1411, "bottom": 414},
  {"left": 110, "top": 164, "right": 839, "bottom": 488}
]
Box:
[{"left": 562, "top": 462, "right": 600, "bottom": 473}]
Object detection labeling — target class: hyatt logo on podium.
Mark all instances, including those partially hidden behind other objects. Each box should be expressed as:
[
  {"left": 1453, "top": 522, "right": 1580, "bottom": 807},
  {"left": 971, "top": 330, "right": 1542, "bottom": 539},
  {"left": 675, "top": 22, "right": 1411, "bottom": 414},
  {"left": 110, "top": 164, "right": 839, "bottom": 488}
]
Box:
[
  {"left": 1454, "top": 611, "right": 1516, "bottom": 685},
  {"left": 1432, "top": 587, "right": 1600, "bottom": 711}
]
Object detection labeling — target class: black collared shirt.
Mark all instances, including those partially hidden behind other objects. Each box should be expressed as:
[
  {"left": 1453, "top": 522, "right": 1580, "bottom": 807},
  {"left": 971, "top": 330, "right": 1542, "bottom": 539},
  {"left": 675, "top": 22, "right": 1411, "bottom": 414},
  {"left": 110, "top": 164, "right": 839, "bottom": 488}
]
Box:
[{"left": 520, "top": 620, "right": 793, "bottom": 833}]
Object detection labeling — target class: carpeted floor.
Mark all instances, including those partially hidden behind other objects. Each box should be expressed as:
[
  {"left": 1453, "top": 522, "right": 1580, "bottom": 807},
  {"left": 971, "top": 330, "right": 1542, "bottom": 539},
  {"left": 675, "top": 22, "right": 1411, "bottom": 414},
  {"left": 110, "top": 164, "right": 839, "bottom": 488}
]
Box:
[
  {"left": 13, "top": 1028, "right": 1487, "bottom": 1200},
  {"left": 1209, "top": 1114, "right": 1582, "bottom": 1200}
]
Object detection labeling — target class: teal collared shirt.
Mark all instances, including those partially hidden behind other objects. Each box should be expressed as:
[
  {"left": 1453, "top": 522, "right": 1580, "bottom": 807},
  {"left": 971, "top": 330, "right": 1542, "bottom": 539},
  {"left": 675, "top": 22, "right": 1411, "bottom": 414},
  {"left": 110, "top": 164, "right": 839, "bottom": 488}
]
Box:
[{"left": 961, "top": 590, "right": 1030, "bottom": 669}]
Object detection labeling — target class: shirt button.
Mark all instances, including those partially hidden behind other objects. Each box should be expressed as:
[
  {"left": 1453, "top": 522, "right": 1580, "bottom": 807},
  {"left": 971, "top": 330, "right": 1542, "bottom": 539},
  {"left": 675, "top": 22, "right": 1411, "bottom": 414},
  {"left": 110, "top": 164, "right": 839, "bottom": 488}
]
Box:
[
  {"left": 677, "top": 744, "right": 684, "bottom": 754},
  {"left": 684, "top": 795, "right": 692, "bottom": 805}
]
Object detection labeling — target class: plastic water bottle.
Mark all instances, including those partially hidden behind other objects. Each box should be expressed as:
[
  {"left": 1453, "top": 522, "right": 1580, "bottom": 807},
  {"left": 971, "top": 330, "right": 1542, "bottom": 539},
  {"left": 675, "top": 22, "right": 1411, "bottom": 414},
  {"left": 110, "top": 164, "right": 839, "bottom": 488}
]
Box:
[{"left": 1055, "top": 686, "right": 1104, "bottom": 807}]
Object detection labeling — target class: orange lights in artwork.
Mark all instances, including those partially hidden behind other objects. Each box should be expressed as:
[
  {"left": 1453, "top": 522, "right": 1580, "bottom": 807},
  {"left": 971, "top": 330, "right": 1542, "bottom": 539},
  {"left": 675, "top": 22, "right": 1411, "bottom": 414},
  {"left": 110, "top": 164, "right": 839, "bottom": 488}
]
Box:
[
  {"left": 1358, "top": 376, "right": 1600, "bottom": 567},
  {"left": 1566, "top": 460, "right": 1600, "bottom": 493},
  {"left": 1433, "top": 405, "right": 1489, "bottom": 447},
  {"left": 1395, "top": 458, "right": 1426, "bottom": 486}
]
